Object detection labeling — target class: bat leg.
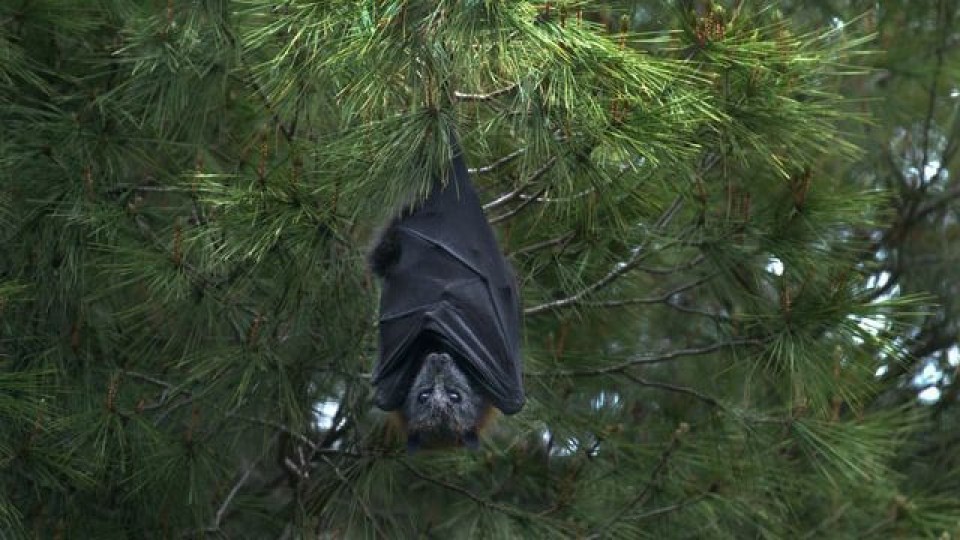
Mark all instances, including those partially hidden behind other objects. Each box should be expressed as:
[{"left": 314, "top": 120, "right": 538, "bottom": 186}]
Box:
[
  {"left": 406, "top": 432, "right": 422, "bottom": 454},
  {"left": 368, "top": 219, "right": 402, "bottom": 276},
  {"left": 463, "top": 430, "right": 480, "bottom": 450}
]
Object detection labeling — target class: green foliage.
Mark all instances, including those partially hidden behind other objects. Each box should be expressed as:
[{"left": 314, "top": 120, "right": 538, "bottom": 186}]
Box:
[{"left": 1, "top": 0, "right": 956, "bottom": 538}]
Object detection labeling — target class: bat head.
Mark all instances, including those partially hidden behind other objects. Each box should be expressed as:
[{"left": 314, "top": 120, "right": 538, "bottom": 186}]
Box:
[{"left": 402, "top": 350, "right": 488, "bottom": 452}]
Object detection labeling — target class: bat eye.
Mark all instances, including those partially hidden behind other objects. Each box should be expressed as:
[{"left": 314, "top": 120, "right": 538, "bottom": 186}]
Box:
[
  {"left": 448, "top": 391, "right": 462, "bottom": 403},
  {"left": 417, "top": 390, "right": 430, "bottom": 404}
]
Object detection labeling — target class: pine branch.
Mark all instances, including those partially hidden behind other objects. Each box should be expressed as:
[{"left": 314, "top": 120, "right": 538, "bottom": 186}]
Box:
[
  {"left": 227, "top": 413, "right": 365, "bottom": 460},
  {"left": 107, "top": 184, "right": 195, "bottom": 195},
  {"left": 629, "top": 493, "right": 709, "bottom": 522},
  {"left": 524, "top": 197, "right": 684, "bottom": 315},
  {"left": 550, "top": 337, "right": 766, "bottom": 376},
  {"left": 588, "top": 423, "right": 689, "bottom": 537},
  {"left": 580, "top": 273, "right": 716, "bottom": 309},
  {"left": 243, "top": 73, "right": 295, "bottom": 143},
  {"left": 318, "top": 455, "right": 390, "bottom": 539},
  {"left": 620, "top": 371, "right": 723, "bottom": 408},
  {"left": 189, "top": 433, "right": 279, "bottom": 537},
  {"left": 663, "top": 299, "right": 731, "bottom": 321},
  {"left": 398, "top": 460, "right": 552, "bottom": 524}
]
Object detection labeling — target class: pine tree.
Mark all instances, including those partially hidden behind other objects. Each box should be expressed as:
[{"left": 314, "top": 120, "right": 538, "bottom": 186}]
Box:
[
  {"left": 1, "top": 1, "right": 956, "bottom": 538},
  {"left": 782, "top": 0, "right": 960, "bottom": 532}
]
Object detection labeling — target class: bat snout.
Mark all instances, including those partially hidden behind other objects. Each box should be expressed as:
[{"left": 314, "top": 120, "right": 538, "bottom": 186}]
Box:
[
  {"left": 403, "top": 345, "right": 484, "bottom": 437},
  {"left": 408, "top": 385, "right": 469, "bottom": 432},
  {"left": 425, "top": 352, "right": 453, "bottom": 368}
]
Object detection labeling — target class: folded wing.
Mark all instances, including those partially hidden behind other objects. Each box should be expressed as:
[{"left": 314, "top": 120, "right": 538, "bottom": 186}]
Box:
[{"left": 371, "top": 135, "right": 524, "bottom": 415}]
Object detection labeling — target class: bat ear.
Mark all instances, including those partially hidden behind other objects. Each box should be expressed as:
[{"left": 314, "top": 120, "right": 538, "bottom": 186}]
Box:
[
  {"left": 406, "top": 432, "right": 422, "bottom": 454},
  {"left": 463, "top": 430, "right": 480, "bottom": 450}
]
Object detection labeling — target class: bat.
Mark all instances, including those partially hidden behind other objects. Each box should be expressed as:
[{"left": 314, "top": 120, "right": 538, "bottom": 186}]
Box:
[{"left": 368, "top": 129, "right": 524, "bottom": 451}]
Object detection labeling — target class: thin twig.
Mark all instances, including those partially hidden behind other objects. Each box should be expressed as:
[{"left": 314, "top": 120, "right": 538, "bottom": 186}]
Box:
[
  {"left": 581, "top": 273, "right": 716, "bottom": 309},
  {"left": 205, "top": 468, "right": 252, "bottom": 533},
  {"left": 245, "top": 74, "right": 294, "bottom": 142},
  {"left": 516, "top": 188, "right": 594, "bottom": 203},
  {"left": 620, "top": 372, "right": 723, "bottom": 408},
  {"left": 227, "top": 413, "right": 365, "bottom": 459},
  {"left": 633, "top": 255, "right": 706, "bottom": 275},
  {"left": 589, "top": 424, "right": 688, "bottom": 537},
  {"left": 483, "top": 183, "right": 533, "bottom": 211},
  {"left": 508, "top": 231, "right": 576, "bottom": 257},
  {"left": 191, "top": 433, "right": 279, "bottom": 537},
  {"left": 524, "top": 197, "right": 684, "bottom": 315},
  {"left": 454, "top": 83, "right": 518, "bottom": 101},
  {"left": 399, "top": 460, "right": 539, "bottom": 522},
  {"left": 918, "top": 0, "right": 948, "bottom": 190},
  {"left": 469, "top": 148, "right": 525, "bottom": 175},
  {"left": 663, "top": 299, "right": 731, "bottom": 320},
  {"left": 484, "top": 156, "right": 558, "bottom": 214},
  {"left": 124, "top": 370, "right": 173, "bottom": 390},
  {"left": 910, "top": 182, "right": 960, "bottom": 223},
  {"left": 551, "top": 338, "right": 765, "bottom": 376},
  {"left": 490, "top": 184, "right": 551, "bottom": 224},
  {"left": 631, "top": 493, "right": 708, "bottom": 521},
  {"left": 108, "top": 184, "right": 196, "bottom": 195},
  {"left": 800, "top": 502, "right": 853, "bottom": 540},
  {"left": 318, "top": 455, "right": 389, "bottom": 539}
]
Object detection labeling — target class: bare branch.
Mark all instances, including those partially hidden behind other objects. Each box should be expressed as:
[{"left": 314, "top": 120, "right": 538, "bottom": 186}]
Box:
[
  {"left": 548, "top": 338, "right": 765, "bottom": 376},
  {"left": 205, "top": 468, "right": 252, "bottom": 533},
  {"left": 588, "top": 423, "right": 688, "bottom": 537},
  {"left": 490, "top": 184, "right": 550, "bottom": 224},
  {"left": 108, "top": 184, "right": 196, "bottom": 195},
  {"left": 227, "top": 413, "right": 365, "bottom": 459},
  {"left": 911, "top": 181, "right": 960, "bottom": 222},
  {"left": 191, "top": 433, "right": 280, "bottom": 537},
  {"left": 318, "top": 455, "right": 389, "bottom": 539},
  {"left": 633, "top": 255, "right": 706, "bottom": 275},
  {"left": 508, "top": 231, "right": 576, "bottom": 257},
  {"left": 244, "top": 74, "right": 294, "bottom": 142},
  {"left": 469, "top": 148, "right": 525, "bottom": 175},
  {"left": 516, "top": 188, "right": 595, "bottom": 204},
  {"left": 620, "top": 372, "right": 722, "bottom": 408},
  {"left": 454, "top": 83, "right": 518, "bottom": 101},
  {"left": 484, "top": 156, "right": 558, "bottom": 213},
  {"left": 630, "top": 493, "right": 709, "bottom": 522},
  {"left": 398, "top": 460, "right": 544, "bottom": 522},
  {"left": 124, "top": 370, "right": 173, "bottom": 390},
  {"left": 662, "top": 299, "right": 731, "bottom": 320},
  {"left": 524, "top": 197, "right": 684, "bottom": 315},
  {"left": 581, "top": 273, "right": 716, "bottom": 309},
  {"left": 918, "top": 0, "right": 949, "bottom": 189}
]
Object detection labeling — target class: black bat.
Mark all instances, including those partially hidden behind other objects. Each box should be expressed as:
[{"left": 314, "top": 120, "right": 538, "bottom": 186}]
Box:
[{"left": 368, "top": 131, "right": 524, "bottom": 450}]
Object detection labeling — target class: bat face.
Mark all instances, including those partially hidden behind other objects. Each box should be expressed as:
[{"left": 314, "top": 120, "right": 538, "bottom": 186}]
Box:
[{"left": 402, "top": 350, "right": 488, "bottom": 451}]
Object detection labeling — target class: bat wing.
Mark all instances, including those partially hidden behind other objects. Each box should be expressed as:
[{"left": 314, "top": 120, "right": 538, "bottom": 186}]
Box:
[{"left": 371, "top": 134, "right": 523, "bottom": 415}]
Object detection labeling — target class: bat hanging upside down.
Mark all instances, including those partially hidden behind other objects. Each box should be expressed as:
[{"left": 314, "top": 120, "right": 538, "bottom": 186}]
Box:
[{"left": 368, "top": 128, "right": 524, "bottom": 451}]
